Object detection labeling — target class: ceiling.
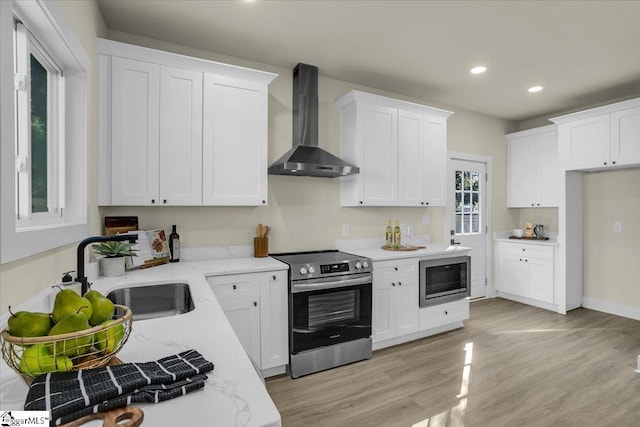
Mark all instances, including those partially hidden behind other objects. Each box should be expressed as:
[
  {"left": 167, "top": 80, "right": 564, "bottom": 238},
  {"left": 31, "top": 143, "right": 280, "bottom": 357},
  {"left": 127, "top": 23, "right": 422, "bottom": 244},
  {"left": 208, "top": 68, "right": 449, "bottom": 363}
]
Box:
[{"left": 96, "top": 0, "right": 640, "bottom": 122}]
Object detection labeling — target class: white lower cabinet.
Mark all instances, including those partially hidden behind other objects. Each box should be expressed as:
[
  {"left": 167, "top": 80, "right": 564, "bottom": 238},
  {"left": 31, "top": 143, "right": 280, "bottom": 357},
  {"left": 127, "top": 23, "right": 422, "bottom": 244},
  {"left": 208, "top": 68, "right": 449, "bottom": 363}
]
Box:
[
  {"left": 207, "top": 270, "right": 288, "bottom": 375},
  {"left": 372, "top": 259, "right": 419, "bottom": 343},
  {"left": 419, "top": 299, "right": 469, "bottom": 331},
  {"left": 495, "top": 241, "right": 555, "bottom": 305}
]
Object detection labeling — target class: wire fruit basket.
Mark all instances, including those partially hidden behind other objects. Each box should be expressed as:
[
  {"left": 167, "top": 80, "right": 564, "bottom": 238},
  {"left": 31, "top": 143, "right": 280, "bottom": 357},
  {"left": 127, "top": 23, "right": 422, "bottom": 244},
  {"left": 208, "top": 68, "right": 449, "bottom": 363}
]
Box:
[{"left": 1, "top": 305, "right": 132, "bottom": 379}]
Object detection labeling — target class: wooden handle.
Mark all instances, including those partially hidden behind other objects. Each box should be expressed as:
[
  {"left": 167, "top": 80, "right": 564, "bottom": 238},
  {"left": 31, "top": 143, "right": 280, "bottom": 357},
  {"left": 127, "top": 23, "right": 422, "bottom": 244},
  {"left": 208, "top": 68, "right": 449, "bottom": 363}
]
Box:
[{"left": 61, "top": 406, "right": 143, "bottom": 427}]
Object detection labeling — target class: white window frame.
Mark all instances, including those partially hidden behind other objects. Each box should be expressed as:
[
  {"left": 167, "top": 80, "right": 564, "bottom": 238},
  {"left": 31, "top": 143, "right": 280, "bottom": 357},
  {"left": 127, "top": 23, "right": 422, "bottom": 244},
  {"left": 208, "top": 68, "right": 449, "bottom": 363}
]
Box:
[
  {"left": 1, "top": 0, "right": 90, "bottom": 264},
  {"left": 14, "top": 21, "right": 65, "bottom": 226}
]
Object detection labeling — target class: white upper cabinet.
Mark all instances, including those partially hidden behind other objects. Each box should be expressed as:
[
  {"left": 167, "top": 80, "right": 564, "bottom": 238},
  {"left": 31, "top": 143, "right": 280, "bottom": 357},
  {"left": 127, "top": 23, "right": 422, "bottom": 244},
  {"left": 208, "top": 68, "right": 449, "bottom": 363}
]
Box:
[
  {"left": 551, "top": 97, "right": 640, "bottom": 171},
  {"left": 202, "top": 75, "right": 268, "bottom": 206},
  {"left": 98, "top": 39, "right": 276, "bottom": 206},
  {"left": 159, "top": 66, "right": 203, "bottom": 205},
  {"left": 110, "top": 57, "right": 161, "bottom": 205},
  {"left": 507, "top": 125, "right": 559, "bottom": 208},
  {"left": 337, "top": 91, "right": 453, "bottom": 207}
]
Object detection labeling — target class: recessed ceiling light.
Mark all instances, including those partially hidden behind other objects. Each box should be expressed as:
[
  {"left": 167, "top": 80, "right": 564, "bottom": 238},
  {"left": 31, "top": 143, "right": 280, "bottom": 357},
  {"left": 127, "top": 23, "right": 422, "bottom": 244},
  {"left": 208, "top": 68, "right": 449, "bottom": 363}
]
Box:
[
  {"left": 470, "top": 66, "right": 487, "bottom": 74},
  {"left": 528, "top": 86, "right": 544, "bottom": 93}
]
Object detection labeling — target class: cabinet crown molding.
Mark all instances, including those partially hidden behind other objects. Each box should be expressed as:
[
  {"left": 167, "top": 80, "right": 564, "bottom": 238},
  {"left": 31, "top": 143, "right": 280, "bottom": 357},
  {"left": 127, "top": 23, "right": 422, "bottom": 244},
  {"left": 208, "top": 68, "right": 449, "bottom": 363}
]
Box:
[
  {"left": 550, "top": 96, "right": 640, "bottom": 124},
  {"left": 506, "top": 124, "right": 557, "bottom": 139},
  {"left": 97, "top": 38, "right": 278, "bottom": 85},
  {"left": 336, "top": 90, "right": 453, "bottom": 119}
]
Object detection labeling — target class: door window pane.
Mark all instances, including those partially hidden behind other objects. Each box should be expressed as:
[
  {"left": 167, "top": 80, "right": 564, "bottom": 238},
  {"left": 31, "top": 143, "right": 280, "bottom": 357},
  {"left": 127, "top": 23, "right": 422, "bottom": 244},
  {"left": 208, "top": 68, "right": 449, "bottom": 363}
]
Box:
[{"left": 454, "top": 169, "right": 481, "bottom": 235}]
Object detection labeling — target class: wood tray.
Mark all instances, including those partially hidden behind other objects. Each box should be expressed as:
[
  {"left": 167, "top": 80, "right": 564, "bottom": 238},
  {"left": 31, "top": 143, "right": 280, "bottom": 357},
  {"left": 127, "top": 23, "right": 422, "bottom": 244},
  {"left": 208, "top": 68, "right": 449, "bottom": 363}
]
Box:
[
  {"left": 508, "top": 236, "right": 550, "bottom": 241},
  {"left": 381, "top": 245, "right": 426, "bottom": 251}
]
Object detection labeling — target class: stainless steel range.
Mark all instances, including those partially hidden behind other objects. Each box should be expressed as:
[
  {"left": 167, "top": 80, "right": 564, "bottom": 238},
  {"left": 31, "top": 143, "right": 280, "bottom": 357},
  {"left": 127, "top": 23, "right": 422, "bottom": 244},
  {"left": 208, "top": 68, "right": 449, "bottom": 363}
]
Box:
[{"left": 271, "top": 250, "right": 373, "bottom": 378}]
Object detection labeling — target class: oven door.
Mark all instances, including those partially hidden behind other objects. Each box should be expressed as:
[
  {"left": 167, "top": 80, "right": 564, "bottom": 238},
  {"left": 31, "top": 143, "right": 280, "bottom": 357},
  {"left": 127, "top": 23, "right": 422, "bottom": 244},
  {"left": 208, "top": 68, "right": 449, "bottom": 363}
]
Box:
[{"left": 290, "top": 273, "right": 372, "bottom": 354}]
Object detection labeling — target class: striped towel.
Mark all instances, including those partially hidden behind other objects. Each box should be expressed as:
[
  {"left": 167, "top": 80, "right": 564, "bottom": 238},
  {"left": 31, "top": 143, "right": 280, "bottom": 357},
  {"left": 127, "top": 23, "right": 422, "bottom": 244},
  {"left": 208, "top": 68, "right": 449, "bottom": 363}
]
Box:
[{"left": 24, "top": 349, "right": 214, "bottom": 426}]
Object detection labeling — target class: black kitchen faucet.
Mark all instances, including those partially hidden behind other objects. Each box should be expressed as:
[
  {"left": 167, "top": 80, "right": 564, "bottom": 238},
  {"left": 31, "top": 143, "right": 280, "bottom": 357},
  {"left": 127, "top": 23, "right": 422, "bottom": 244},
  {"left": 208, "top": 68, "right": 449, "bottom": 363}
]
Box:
[{"left": 76, "top": 234, "right": 138, "bottom": 294}]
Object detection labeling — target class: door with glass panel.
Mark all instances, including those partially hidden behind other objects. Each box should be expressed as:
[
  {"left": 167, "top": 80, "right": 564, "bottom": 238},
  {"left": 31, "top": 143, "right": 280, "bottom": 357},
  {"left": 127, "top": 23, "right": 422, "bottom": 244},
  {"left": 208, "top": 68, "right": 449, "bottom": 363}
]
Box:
[{"left": 448, "top": 159, "right": 487, "bottom": 299}]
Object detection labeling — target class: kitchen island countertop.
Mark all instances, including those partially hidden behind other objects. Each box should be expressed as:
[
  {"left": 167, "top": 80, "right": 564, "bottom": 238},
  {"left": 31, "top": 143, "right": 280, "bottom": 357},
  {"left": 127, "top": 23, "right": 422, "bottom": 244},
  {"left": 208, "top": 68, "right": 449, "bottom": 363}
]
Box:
[{"left": 0, "top": 256, "right": 288, "bottom": 427}]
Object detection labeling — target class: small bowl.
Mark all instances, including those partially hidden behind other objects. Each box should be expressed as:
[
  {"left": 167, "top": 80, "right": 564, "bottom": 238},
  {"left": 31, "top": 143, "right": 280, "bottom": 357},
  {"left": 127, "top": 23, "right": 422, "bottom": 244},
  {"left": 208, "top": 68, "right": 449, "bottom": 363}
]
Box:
[{"left": 513, "top": 229, "right": 524, "bottom": 238}]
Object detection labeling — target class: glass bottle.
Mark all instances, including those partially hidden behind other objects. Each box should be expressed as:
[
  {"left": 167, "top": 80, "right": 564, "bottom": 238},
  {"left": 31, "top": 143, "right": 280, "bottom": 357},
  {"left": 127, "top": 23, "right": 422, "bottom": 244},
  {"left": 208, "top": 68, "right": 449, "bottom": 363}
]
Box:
[
  {"left": 385, "top": 220, "right": 393, "bottom": 247},
  {"left": 169, "top": 225, "right": 180, "bottom": 262},
  {"left": 394, "top": 219, "right": 401, "bottom": 248}
]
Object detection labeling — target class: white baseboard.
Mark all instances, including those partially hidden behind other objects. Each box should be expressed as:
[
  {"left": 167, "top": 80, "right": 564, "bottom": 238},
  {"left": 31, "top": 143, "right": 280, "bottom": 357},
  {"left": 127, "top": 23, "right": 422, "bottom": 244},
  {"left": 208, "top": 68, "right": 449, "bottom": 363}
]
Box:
[{"left": 581, "top": 296, "right": 640, "bottom": 321}]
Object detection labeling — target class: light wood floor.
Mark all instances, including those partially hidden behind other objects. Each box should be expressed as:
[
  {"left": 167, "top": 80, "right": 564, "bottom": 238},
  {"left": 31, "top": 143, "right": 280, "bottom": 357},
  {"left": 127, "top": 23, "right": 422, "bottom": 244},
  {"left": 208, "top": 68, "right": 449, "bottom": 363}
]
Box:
[{"left": 266, "top": 298, "right": 640, "bottom": 427}]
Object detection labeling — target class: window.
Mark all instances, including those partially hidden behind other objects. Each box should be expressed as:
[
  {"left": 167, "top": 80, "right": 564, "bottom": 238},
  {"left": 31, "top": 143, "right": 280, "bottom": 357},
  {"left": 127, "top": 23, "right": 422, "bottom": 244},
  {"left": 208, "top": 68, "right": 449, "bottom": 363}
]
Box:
[
  {"left": 1, "top": 0, "right": 90, "bottom": 264},
  {"left": 14, "top": 22, "right": 65, "bottom": 226}
]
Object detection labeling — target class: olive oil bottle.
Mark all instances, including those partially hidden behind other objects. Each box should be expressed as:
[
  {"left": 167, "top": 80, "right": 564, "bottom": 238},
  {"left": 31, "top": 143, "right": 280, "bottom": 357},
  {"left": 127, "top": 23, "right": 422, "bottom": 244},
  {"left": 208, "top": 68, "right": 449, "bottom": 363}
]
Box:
[
  {"left": 393, "top": 219, "right": 401, "bottom": 248},
  {"left": 385, "top": 220, "right": 393, "bottom": 247},
  {"left": 169, "top": 225, "right": 180, "bottom": 262}
]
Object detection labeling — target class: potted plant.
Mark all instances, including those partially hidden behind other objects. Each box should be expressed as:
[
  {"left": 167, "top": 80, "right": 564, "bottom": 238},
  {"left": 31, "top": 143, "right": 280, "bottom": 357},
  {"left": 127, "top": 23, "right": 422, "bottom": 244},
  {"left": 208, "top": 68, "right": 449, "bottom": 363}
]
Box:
[{"left": 93, "top": 241, "right": 137, "bottom": 277}]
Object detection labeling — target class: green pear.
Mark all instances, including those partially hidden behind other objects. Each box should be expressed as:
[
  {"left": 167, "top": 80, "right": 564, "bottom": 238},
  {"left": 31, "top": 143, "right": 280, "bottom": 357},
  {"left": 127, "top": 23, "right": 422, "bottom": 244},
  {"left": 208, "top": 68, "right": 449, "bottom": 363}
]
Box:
[
  {"left": 84, "top": 290, "right": 115, "bottom": 326},
  {"left": 94, "top": 319, "right": 125, "bottom": 354},
  {"left": 7, "top": 306, "right": 52, "bottom": 337},
  {"left": 47, "top": 307, "right": 93, "bottom": 357},
  {"left": 19, "top": 344, "right": 73, "bottom": 376},
  {"left": 52, "top": 288, "right": 93, "bottom": 324}
]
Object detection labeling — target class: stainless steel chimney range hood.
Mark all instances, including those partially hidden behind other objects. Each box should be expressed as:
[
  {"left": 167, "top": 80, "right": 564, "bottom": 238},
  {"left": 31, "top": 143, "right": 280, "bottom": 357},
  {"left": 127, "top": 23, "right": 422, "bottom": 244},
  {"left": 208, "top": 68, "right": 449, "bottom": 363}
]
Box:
[{"left": 268, "top": 63, "right": 359, "bottom": 178}]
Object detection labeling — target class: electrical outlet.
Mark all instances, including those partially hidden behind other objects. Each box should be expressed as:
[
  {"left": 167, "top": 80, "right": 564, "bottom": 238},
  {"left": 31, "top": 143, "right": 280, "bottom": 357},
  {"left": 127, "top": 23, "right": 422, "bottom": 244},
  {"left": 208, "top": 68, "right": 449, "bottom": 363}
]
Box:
[
  {"left": 613, "top": 222, "right": 622, "bottom": 233},
  {"left": 422, "top": 215, "right": 430, "bottom": 225},
  {"left": 342, "top": 224, "right": 350, "bottom": 236}
]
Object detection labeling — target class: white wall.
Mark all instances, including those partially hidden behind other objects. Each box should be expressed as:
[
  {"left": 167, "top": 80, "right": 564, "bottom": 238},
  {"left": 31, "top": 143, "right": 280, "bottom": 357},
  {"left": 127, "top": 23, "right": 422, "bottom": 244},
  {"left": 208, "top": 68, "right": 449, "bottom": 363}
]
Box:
[
  {"left": 1, "top": 3, "right": 517, "bottom": 311},
  {"left": 0, "top": 0, "right": 106, "bottom": 311}
]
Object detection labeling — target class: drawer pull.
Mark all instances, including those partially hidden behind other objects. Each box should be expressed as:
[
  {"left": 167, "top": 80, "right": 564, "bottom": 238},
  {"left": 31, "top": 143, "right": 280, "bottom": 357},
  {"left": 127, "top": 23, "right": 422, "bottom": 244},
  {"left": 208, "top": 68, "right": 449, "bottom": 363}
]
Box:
[
  {"left": 398, "top": 281, "right": 402, "bottom": 286},
  {"left": 394, "top": 267, "right": 398, "bottom": 271},
  {"left": 444, "top": 310, "right": 448, "bottom": 315},
  {"left": 253, "top": 301, "right": 257, "bottom": 307},
  {"left": 272, "top": 275, "right": 276, "bottom": 280},
  {"left": 391, "top": 282, "right": 396, "bottom": 287},
  {"left": 233, "top": 284, "right": 237, "bottom": 290}
]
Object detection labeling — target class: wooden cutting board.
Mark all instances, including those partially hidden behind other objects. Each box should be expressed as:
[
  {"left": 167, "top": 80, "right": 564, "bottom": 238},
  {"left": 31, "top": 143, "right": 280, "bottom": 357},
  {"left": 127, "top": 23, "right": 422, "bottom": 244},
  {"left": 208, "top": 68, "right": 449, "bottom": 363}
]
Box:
[{"left": 60, "top": 406, "right": 143, "bottom": 427}]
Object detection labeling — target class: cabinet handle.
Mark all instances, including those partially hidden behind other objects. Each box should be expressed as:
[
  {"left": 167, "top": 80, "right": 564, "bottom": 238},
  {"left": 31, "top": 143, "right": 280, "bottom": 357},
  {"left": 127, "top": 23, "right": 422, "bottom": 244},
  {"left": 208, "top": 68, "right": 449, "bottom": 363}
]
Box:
[
  {"left": 151, "top": 199, "right": 156, "bottom": 204},
  {"left": 531, "top": 203, "right": 534, "bottom": 207},
  {"left": 525, "top": 259, "right": 528, "bottom": 262},
  {"left": 394, "top": 267, "right": 398, "bottom": 271},
  {"left": 522, "top": 248, "right": 526, "bottom": 252},
  {"left": 612, "top": 161, "right": 616, "bottom": 165},
  {"left": 421, "top": 202, "right": 424, "bottom": 205},
  {"left": 398, "top": 281, "right": 402, "bottom": 286},
  {"left": 604, "top": 162, "right": 607, "bottom": 165},
  {"left": 444, "top": 310, "right": 448, "bottom": 315},
  {"left": 392, "top": 282, "right": 396, "bottom": 287},
  {"left": 359, "top": 201, "right": 364, "bottom": 205},
  {"left": 163, "top": 199, "right": 167, "bottom": 204},
  {"left": 262, "top": 200, "right": 266, "bottom": 204},
  {"left": 537, "top": 203, "right": 540, "bottom": 206},
  {"left": 272, "top": 275, "right": 276, "bottom": 280},
  {"left": 253, "top": 301, "right": 257, "bottom": 307},
  {"left": 233, "top": 284, "right": 237, "bottom": 290}
]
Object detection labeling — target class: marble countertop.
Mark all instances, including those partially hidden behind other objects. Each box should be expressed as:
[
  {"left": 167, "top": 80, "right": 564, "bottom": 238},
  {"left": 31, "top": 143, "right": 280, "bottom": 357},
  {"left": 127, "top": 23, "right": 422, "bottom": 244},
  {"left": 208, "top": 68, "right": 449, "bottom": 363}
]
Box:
[
  {"left": 0, "top": 256, "right": 288, "bottom": 427},
  {"left": 344, "top": 244, "right": 471, "bottom": 262}
]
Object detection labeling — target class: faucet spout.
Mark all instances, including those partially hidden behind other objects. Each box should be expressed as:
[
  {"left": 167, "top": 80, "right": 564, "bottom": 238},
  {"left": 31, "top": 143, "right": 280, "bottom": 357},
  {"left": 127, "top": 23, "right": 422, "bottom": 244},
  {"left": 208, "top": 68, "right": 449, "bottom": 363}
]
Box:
[{"left": 76, "top": 234, "right": 138, "bottom": 295}]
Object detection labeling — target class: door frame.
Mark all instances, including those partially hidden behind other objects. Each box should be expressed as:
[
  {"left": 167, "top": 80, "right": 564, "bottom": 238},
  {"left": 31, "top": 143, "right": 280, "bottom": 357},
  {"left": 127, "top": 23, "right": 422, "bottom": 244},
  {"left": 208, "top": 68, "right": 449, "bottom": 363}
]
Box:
[{"left": 445, "top": 151, "right": 494, "bottom": 298}]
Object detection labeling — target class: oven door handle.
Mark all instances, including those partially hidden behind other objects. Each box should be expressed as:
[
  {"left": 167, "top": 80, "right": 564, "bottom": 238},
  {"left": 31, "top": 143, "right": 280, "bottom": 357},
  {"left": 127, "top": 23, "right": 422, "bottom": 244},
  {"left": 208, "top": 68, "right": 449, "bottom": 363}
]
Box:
[{"left": 291, "top": 275, "right": 372, "bottom": 293}]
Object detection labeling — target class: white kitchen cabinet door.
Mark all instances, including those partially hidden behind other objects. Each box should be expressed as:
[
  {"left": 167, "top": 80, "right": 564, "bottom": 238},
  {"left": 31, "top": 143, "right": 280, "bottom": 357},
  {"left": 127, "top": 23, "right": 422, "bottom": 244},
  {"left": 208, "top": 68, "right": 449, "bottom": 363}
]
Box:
[
  {"left": 358, "top": 103, "right": 398, "bottom": 206},
  {"left": 527, "top": 257, "right": 554, "bottom": 304},
  {"left": 611, "top": 106, "right": 640, "bottom": 166},
  {"left": 202, "top": 74, "right": 268, "bottom": 206},
  {"left": 507, "top": 134, "right": 537, "bottom": 208},
  {"left": 111, "top": 57, "right": 160, "bottom": 205},
  {"left": 421, "top": 118, "right": 448, "bottom": 206},
  {"left": 219, "top": 298, "right": 261, "bottom": 366},
  {"left": 535, "top": 131, "right": 560, "bottom": 207},
  {"left": 559, "top": 114, "right": 610, "bottom": 170},
  {"left": 259, "top": 271, "right": 289, "bottom": 370},
  {"left": 398, "top": 110, "right": 424, "bottom": 206},
  {"left": 496, "top": 252, "right": 526, "bottom": 296},
  {"left": 159, "top": 66, "right": 203, "bottom": 205},
  {"left": 393, "top": 277, "right": 419, "bottom": 336},
  {"left": 372, "top": 278, "right": 395, "bottom": 343}
]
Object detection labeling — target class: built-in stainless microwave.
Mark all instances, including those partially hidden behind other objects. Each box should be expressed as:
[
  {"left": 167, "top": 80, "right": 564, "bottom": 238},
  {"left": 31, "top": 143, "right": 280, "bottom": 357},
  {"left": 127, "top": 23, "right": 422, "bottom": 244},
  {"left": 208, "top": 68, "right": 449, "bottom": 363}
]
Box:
[{"left": 419, "top": 255, "right": 470, "bottom": 307}]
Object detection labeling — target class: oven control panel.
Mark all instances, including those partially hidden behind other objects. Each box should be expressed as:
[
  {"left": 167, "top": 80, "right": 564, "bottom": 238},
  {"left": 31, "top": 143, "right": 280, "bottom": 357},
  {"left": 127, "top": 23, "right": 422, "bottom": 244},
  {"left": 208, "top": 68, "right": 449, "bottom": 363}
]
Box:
[{"left": 320, "top": 262, "right": 350, "bottom": 274}]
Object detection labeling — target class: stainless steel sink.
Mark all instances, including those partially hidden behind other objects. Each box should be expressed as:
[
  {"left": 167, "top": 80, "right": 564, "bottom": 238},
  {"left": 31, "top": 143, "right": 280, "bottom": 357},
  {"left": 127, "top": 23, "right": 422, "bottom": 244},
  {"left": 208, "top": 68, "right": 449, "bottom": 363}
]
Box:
[{"left": 107, "top": 283, "right": 195, "bottom": 321}]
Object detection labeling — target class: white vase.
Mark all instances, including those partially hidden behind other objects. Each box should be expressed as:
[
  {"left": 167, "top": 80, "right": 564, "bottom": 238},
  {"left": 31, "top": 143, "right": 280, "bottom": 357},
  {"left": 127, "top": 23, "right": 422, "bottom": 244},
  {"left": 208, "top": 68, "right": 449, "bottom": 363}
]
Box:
[{"left": 101, "top": 257, "right": 125, "bottom": 277}]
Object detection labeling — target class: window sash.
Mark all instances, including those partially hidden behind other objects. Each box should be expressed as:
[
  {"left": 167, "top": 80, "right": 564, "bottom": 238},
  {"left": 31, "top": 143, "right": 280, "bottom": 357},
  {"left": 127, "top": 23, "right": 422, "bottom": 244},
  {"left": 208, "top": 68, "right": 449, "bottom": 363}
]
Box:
[{"left": 14, "top": 21, "right": 65, "bottom": 227}]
